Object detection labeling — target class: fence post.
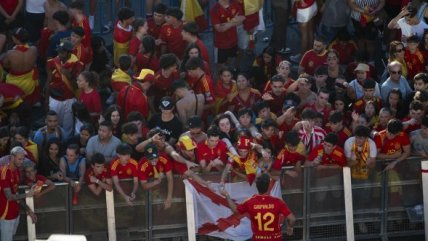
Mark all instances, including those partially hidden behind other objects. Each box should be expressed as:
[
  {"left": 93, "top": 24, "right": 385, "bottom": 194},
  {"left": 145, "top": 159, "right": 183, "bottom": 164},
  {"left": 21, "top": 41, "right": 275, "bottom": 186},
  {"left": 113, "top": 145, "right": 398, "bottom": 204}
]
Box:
[
  {"left": 25, "top": 192, "right": 36, "bottom": 241},
  {"left": 302, "top": 167, "right": 310, "bottom": 241},
  {"left": 421, "top": 161, "right": 428, "bottom": 241},
  {"left": 105, "top": 190, "right": 117, "bottom": 241},
  {"left": 184, "top": 181, "right": 197, "bottom": 241},
  {"left": 380, "top": 165, "right": 389, "bottom": 241},
  {"left": 343, "top": 167, "right": 355, "bottom": 241}
]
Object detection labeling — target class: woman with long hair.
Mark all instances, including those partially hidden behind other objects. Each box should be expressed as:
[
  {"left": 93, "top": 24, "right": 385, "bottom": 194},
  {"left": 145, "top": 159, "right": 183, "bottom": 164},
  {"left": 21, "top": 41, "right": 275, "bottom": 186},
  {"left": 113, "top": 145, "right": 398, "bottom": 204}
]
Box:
[
  {"left": 14, "top": 126, "right": 39, "bottom": 163},
  {"left": 38, "top": 137, "right": 64, "bottom": 182},
  {"left": 135, "top": 35, "right": 159, "bottom": 73},
  {"left": 101, "top": 104, "right": 123, "bottom": 138},
  {"left": 385, "top": 88, "right": 408, "bottom": 119},
  {"left": 388, "top": 41, "right": 408, "bottom": 79},
  {"left": 180, "top": 43, "right": 210, "bottom": 75},
  {"left": 71, "top": 101, "right": 92, "bottom": 136}
]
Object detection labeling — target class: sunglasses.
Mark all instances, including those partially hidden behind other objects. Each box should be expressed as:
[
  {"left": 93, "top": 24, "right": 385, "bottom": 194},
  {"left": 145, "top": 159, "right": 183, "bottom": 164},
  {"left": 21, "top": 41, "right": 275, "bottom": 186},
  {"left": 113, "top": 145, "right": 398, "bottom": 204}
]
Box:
[{"left": 395, "top": 48, "right": 404, "bottom": 52}]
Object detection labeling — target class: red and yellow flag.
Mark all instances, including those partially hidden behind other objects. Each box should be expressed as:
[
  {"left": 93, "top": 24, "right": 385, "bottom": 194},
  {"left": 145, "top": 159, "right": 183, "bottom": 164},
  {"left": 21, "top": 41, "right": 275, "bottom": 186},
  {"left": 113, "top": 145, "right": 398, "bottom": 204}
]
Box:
[{"left": 181, "top": 0, "right": 208, "bottom": 31}]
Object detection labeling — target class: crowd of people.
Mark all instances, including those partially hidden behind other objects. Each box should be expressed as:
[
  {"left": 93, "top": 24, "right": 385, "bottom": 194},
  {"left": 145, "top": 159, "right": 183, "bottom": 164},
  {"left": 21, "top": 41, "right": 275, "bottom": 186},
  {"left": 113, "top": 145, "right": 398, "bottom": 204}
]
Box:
[{"left": 1, "top": 0, "right": 428, "bottom": 240}]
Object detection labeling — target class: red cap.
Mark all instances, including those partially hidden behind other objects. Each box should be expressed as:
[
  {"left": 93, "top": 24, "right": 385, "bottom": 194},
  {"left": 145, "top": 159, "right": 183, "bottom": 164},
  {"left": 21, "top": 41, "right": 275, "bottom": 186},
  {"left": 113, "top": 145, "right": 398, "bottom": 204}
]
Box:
[{"left": 236, "top": 136, "right": 252, "bottom": 150}]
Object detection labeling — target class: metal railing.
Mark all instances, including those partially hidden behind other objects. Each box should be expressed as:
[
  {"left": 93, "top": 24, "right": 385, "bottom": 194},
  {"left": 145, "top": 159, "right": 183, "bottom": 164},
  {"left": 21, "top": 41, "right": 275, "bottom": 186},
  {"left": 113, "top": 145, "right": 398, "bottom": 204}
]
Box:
[{"left": 15, "top": 157, "right": 425, "bottom": 241}]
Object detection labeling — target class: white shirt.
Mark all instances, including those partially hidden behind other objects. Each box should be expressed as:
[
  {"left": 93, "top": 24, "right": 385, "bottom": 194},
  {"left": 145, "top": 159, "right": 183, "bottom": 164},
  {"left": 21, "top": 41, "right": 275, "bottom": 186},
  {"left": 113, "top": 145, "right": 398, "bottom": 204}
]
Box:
[
  {"left": 26, "top": 0, "right": 46, "bottom": 13},
  {"left": 397, "top": 18, "right": 428, "bottom": 38},
  {"left": 344, "top": 137, "right": 377, "bottom": 160}
]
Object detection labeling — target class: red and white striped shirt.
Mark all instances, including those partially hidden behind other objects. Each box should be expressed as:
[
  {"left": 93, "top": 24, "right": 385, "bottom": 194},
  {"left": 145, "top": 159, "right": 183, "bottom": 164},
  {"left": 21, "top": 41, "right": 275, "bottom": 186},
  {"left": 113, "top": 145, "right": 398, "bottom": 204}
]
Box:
[{"left": 298, "top": 126, "right": 326, "bottom": 153}]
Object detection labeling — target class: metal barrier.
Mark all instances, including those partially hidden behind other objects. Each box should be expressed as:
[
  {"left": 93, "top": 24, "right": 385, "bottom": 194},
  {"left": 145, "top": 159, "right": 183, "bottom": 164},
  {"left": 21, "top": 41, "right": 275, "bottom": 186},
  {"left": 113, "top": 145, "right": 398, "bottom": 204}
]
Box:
[{"left": 14, "top": 157, "right": 425, "bottom": 241}]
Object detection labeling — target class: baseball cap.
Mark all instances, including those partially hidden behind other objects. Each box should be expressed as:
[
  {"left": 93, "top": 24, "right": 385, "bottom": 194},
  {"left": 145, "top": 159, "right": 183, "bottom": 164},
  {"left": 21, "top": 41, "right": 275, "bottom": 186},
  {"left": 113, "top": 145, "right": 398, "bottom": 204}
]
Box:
[
  {"left": 56, "top": 40, "right": 74, "bottom": 52},
  {"left": 177, "top": 135, "right": 197, "bottom": 151},
  {"left": 159, "top": 96, "right": 174, "bottom": 110},
  {"left": 283, "top": 99, "right": 297, "bottom": 110},
  {"left": 134, "top": 69, "right": 155, "bottom": 82},
  {"left": 236, "top": 136, "right": 252, "bottom": 150},
  {"left": 187, "top": 116, "right": 202, "bottom": 129},
  {"left": 354, "top": 63, "right": 370, "bottom": 72},
  {"left": 144, "top": 144, "right": 159, "bottom": 160}
]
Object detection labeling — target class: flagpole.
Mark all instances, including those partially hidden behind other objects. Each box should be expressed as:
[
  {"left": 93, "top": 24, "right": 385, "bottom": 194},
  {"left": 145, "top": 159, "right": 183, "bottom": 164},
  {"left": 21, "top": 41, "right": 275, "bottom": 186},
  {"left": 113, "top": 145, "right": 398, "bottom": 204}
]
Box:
[{"left": 184, "top": 180, "right": 197, "bottom": 241}]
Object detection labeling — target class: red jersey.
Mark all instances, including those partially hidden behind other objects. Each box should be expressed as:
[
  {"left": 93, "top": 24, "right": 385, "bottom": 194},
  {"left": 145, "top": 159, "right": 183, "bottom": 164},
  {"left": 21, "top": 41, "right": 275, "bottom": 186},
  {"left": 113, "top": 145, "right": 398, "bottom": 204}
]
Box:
[
  {"left": 374, "top": 130, "right": 410, "bottom": 155},
  {"left": 80, "top": 89, "right": 102, "bottom": 115},
  {"left": 138, "top": 154, "right": 173, "bottom": 181},
  {"left": 195, "top": 39, "right": 211, "bottom": 66},
  {"left": 153, "top": 70, "right": 180, "bottom": 97},
  {"left": 84, "top": 166, "right": 111, "bottom": 185},
  {"left": 329, "top": 40, "right": 358, "bottom": 65},
  {"left": 0, "top": 165, "right": 20, "bottom": 220},
  {"left": 304, "top": 103, "right": 332, "bottom": 126},
  {"left": 401, "top": 117, "right": 421, "bottom": 133},
  {"left": 147, "top": 18, "right": 163, "bottom": 39},
  {"left": 24, "top": 174, "right": 47, "bottom": 186},
  {"left": 298, "top": 126, "right": 327, "bottom": 153},
  {"left": 210, "top": 2, "right": 242, "bottom": 49},
  {"left": 0, "top": 83, "right": 24, "bottom": 110},
  {"left": 159, "top": 23, "right": 186, "bottom": 58},
  {"left": 228, "top": 89, "right": 261, "bottom": 113},
  {"left": 117, "top": 82, "right": 149, "bottom": 118},
  {"left": 135, "top": 53, "right": 160, "bottom": 73},
  {"left": 187, "top": 73, "right": 216, "bottom": 104},
  {"left": 128, "top": 36, "right": 141, "bottom": 56},
  {"left": 279, "top": 118, "right": 299, "bottom": 134},
  {"left": 215, "top": 81, "right": 237, "bottom": 99},
  {"left": 352, "top": 97, "right": 383, "bottom": 114},
  {"left": 72, "top": 43, "right": 90, "bottom": 65},
  {"left": 0, "top": 0, "right": 18, "bottom": 15},
  {"left": 308, "top": 144, "right": 346, "bottom": 167},
  {"left": 263, "top": 78, "right": 295, "bottom": 93},
  {"left": 109, "top": 158, "right": 138, "bottom": 179},
  {"left": 323, "top": 126, "right": 352, "bottom": 148},
  {"left": 47, "top": 54, "right": 84, "bottom": 100},
  {"left": 404, "top": 49, "right": 425, "bottom": 80},
  {"left": 113, "top": 21, "right": 133, "bottom": 44},
  {"left": 264, "top": 90, "right": 286, "bottom": 116},
  {"left": 299, "top": 50, "right": 328, "bottom": 76},
  {"left": 72, "top": 16, "right": 92, "bottom": 51},
  {"left": 237, "top": 194, "right": 292, "bottom": 241},
  {"left": 272, "top": 143, "right": 306, "bottom": 170},
  {"left": 195, "top": 140, "right": 230, "bottom": 169}
]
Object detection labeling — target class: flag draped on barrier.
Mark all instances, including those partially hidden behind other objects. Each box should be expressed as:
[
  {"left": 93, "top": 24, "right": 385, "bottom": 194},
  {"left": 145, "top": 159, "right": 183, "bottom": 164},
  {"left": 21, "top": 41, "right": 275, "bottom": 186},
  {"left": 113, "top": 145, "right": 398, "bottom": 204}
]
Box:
[
  {"left": 183, "top": 179, "right": 282, "bottom": 240},
  {"left": 180, "top": 0, "right": 208, "bottom": 31}
]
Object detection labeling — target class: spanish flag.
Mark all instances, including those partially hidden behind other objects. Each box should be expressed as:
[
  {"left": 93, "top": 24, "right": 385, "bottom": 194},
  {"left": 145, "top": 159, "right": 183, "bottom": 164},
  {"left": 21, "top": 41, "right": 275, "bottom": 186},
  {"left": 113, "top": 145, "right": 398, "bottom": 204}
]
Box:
[
  {"left": 181, "top": 0, "right": 208, "bottom": 31},
  {"left": 228, "top": 152, "right": 258, "bottom": 185}
]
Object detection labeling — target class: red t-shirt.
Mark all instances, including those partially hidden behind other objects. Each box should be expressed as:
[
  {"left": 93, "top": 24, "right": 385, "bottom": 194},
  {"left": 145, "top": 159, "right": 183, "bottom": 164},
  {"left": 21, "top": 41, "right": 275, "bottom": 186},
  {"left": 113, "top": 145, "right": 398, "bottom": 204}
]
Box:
[
  {"left": 72, "top": 44, "right": 90, "bottom": 65},
  {"left": 24, "top": 174, "right": 47, "bottom": 186},
  {"left": 0, "top": 83, "right": 24, "bottom": 109},
  {"left": 109, "top": 158, "right": 138, "bottom": 179},
  {"left": 237, "top": 194, "right": 292, "bottom": 241},
  {"left": 137, "top": 154, "right": 173, "bottom": 181},
  {"left": 299, "top": 50, "right": 328, "bottom": 76},
  {"left": 308, "top": 144, "right": 346, "bottom": 166},
  {"left": 135, "top": 53, "right": 160, "bottom": 73},
  {"left": 117, "top": 83, "right": 149, "bottom": 118},
  {"left": 84, "top": 166, "right": 111, "bottom": 185},
  {"left": 187, "top": 73, "right": 216, "bottom": 104},
  {"left": 0, "top": 0, "right": 18, "bottom": 15},
  {"left": 128, "top": 36, "right": 141, "bottom": 56},
  {"left": 264, "top": 90, "right": 286, "bottom": 116},
  {"left": 159, "top": 23, "right": 186, "bottom": 58},
  {"left": 329, "top": 40, "right": 358, "bottom": 65},
  {"left": 195, "top": 140, "right": 230, "bottom": 169},
  {"left": 401, "top": 116, "right": 421, "bottom": 133},
  {"left": 0, "top": 165, "right": 20, "bottom": 220},
  {"left": 147, "top": 18, "right": 163, "bottom": 39},
  {"left": 323, "top": 126, "right": 352, "bottom": 148},
  {"left": 404, "top": 49, "right": 425, "bottom": 80},
  {"left": 272, "top": 144, "right": 306, "bottom": 170},
  {"left": 80, "top": 89, "right": 102, "bottom": 115},
  {"left": 374, "top": 130, "right": 410, "bottom": 155},
  {"left": 72, "top": 16, "right": 92, "bottom": 51},
  {"left": 228, "top": 89, "right": 261, "bottom": 113},
  {"left": 195, "top": 39, "right": 211, "bottom": 66},
  {"left": 352, "top": 97, "right": 383, "bottom": 114},
  {"left": 210, "top": 2, "right": 242, "bottom": 49},
  {"left": 113, "top": 21, "right": 133, "bottom": 44},
  {"left": 47, "top": 55, "right": 84, "bottom": 100}
]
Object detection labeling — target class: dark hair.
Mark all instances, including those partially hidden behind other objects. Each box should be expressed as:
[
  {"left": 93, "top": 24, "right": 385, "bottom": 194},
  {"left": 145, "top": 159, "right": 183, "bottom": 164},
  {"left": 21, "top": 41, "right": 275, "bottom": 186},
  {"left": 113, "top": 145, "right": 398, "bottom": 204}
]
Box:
[
  {"left": 219, "top": 65, "right": 234, "bottom": 76},
  {"left": 318, "top": 87, "right": 330, "bottom": 96},
  {"left": 284, "top": 92, "right": 301, "bottom": 106},
  {"left": 354, "top": 125, "right": 371, "bottom": 138},
  {"left": 386, "top": 119, "right": 403, "bottom": 134},
  {"left": 122, "top": 122, "right": 138, "bottom": 135},
  {"left": 69, "top": 0, "right": 84, "bottom": 10},
  {"left": 118, "top": 55, "right": 132, "bottom": 70},
  {"left": 46, "top": 110, "right": 58, "bottom": 117},
  {"left": 301, "top": 108, "right": 317, "bottom": 120},
  {"left": 183, "top": 22, "right": 199, "bottom": 35},
  {"left": 79, "top": 71, "right": 99, "bottom": 88},
  {"left": 103, "top": 105, "right": 122, "bottom": 123},
  {"left": 52, "top": 10, "right": 70, "bottom": 26},
  {"left": 142, "top": 35, "right": 156, "bottom": 55},
  {"left": 185, "top": 56, "right": 204, "bottom": 71},
  {"left": 237, "top": 108, "right": 253, "bottom": 118},
  {"left": 409, "top": 100, "right": 423, "bottom": 111},
  {"left": 71, "top": 26, "right": 85, "bottom": 37},
  {"left": 153, "top": 3, "right": 167, "bottom": 14},
  {"left": 133, "top": 18, "right": 147, "bottom": 31},
  {"left": 314, "top": 35, "right": 327, "bottom": 45},
  {"left": 407, "top": 35, "right": 420, "bottom": 43},
  {"left": 261, "top": 119, "right": 277, "bottom": 129},
  {"left": 91, "top": 153, "right": 105, "bottom": 165},
  {"left": 165, "top": 7, "right": 183, "bottom": 20},
  {"left": 12, "top": 27, "right": 30, "bottom": 43},
  {"left": 99, "top": 120, "right": 113, "bottom": 131},
  {"left": 314, "top": 65, "right": 328, "bottom": 76},
  {"left": 256, "top": 173, "right": 270, "bottom": 194},
  {"left": 414, "top": 73, "right": 428, "bottom": 84},
  {"left": 285, "top": 131, "right": 300, "bottom": 146},
  {"left": 419, "top": 29, "right": 428, "bottom": 51},
  {"left": 80, "top": 123, "right": 95, "bottom": 136},
  {"left": 44, "top": 137, "right": 62, "bottom": 158},
  {"left": 72, "top": 102, "right": 92, "bottom": 124},
  {"left": 15, "top": 126, "right": 30, "bottom": 139},
  {"left": 181, "top": 43, "right": 202, "bottom": 72},
  {"left": 363, "top": 78, "right": 376, "bottom": 89},
  {"left": 253, "top": 100, "right": 269, "bottom": 115},
  {"left": 66, "top": 143, "right": 80, "bottom": 155},
  {"left": 271, "top": 74, "right": 285, "bottom": 84},
  {"left": 127, "top": 111, "right": 144, "bottom": 122},
  {"left": 207, "top": 125, "right": 221, "bottom": 137},
  {"left": 324, "top": 133, "right": 339, "bottom": 145},
  {"left": 214, "top": 114, "right": 234, "bottom": 130},
  {"left": 0, "top": 126, "right": 9, "bottom": 138},
  {"left": 422, "top": 116, "right": 428, "bottom": 127},
  {"left": 160, "top": 53, "right": 178, "bottom": 69},
  {"left": 116, "top": 143, "right": 133, "bottom": 155},
  {"left": 329, "top": 111, "right": 344, "bottom": 124},
  {"left": 117, "top": 7, "right": 135, "bottom": 21}
]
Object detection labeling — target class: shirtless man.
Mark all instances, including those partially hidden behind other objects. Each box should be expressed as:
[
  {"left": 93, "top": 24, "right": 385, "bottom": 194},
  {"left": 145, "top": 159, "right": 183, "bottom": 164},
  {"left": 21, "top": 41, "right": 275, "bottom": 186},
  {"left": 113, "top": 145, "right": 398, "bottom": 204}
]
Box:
[
  {"left": 1, "top": 28, "right": 39, "bottom": 106},
  {"left": 171, "top": 80, "right": 205, "bottom": 125},
  {"left": 39, "top": 0, "right": 66, "bottom": 59}
]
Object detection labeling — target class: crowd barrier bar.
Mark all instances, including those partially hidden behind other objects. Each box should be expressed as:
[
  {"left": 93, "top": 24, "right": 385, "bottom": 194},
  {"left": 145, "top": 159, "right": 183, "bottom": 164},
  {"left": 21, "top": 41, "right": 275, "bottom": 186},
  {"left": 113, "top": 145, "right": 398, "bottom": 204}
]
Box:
[{"left": 422, "top": 160, "right": 428, "bottom": 241}]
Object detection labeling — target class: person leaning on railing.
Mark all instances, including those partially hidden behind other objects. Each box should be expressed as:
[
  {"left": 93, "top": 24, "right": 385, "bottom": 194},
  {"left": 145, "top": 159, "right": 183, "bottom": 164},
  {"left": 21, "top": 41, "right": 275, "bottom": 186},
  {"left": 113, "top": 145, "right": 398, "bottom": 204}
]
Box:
[{"left": 84, "top": 153, "right": 112, "bottom": 196}]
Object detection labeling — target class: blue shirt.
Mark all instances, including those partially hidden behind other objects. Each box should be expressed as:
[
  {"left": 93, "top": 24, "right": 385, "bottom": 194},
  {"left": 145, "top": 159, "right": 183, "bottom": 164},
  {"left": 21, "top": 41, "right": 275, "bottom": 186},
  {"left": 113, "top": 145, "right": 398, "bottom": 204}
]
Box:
[{"left": 47, "top": 30, "right": 71, "bottom": 58}]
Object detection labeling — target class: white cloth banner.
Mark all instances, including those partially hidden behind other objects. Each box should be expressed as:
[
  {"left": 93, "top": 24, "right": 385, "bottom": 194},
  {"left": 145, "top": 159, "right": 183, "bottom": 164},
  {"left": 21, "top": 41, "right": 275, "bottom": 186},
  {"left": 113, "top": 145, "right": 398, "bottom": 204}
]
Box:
[{"left": 183, "top": 179, "right": 282, "bottom": 241}]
